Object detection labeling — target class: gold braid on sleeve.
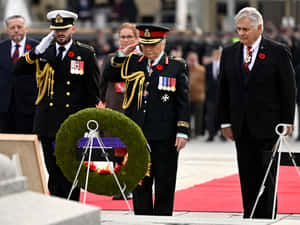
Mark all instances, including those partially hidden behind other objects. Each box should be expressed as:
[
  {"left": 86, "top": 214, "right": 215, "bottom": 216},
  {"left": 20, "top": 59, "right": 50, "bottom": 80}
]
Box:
[
  {"left": 24, "top": 52, "right": 55, "bottom": 105},
  {"left": 121, "top": 53, "right": 145, "bottom": 110}
]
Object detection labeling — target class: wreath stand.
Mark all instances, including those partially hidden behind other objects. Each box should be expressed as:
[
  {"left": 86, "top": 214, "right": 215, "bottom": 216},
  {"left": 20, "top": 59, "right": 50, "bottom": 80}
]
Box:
[
  {"left": 67, "top": 120, "right": 132, "bottom": 212},
  {"left": 250, "top": 123, "right": 300, "bottom": 219}
]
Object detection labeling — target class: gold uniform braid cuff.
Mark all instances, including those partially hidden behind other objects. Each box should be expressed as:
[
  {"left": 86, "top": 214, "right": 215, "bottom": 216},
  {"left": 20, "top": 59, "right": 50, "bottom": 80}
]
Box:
[
  {"left": 177, "top": 121, "right": 190, "bottom": 128},
  {"left": 24, "top": 52, "right": 55, "bottom": 105},
  {"left": 110, "top": 57, "right": 123, "bottom": 68},
  {"left": 121, "top": 53, "right": 145, "bottom": 110}
]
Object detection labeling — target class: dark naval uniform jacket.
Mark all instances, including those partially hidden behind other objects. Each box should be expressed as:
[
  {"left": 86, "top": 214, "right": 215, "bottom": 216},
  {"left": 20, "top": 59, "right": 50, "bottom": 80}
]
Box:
[
  {"left": 103, "top": 52, "right": 190, "bottom": 139},
  {"left": 14, "top": 41, "right": 101, "bottom": 137}
]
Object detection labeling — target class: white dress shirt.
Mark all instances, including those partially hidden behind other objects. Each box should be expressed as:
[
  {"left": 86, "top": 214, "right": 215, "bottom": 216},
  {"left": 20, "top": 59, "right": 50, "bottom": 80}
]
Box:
[{"left": 11, "top": 37, "right": 26, "bottom": 57}]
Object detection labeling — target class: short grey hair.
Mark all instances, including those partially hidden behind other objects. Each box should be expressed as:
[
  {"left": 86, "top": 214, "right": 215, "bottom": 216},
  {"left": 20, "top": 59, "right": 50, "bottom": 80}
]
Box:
[
  {"left": 234, "top": 7, "right": 264, "bottom": 32},
  {"left": 5, "top": 15, "right": 25, "bottom": 27}
]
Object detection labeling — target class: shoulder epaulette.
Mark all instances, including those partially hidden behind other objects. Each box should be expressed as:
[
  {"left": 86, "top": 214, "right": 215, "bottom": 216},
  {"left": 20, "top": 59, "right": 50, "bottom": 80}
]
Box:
[
  {"left": 76, "top": 41, "right": 95, "bottom": 52},
  {"left": 169, "top": 56, "right": 184, "bottom": 62}
]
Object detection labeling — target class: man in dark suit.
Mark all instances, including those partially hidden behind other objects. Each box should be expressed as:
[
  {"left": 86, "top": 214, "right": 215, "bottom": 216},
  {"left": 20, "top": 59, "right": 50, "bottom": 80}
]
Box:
[
  {"left": 218, "top": 7, "right": 296, "bottom": 219},
  {"left": 14, "top": 10, "right": 100, "bottom": 201},
  {"left": 103, "top": 25, "right": 190, "bottom": 216},
  {"left": 0, "top": 15, "right": 38, "bottom": 133},
  {"left": 205, "top": 43, "right": 224, "bottom": 142}
]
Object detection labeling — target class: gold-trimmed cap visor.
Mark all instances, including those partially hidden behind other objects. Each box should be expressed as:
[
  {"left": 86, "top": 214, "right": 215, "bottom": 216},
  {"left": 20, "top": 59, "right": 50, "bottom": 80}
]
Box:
[
  {"left": 47, "top": 10, "right": 77, "bottom": 30},
  {"left": 138, "top": 37, "right": 163, "bottom": 45}
]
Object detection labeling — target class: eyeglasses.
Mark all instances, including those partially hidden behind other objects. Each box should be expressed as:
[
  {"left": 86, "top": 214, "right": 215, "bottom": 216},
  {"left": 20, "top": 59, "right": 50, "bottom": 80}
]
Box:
[{"left": 120, "top": 35, "right": 135, "bottom": 40}]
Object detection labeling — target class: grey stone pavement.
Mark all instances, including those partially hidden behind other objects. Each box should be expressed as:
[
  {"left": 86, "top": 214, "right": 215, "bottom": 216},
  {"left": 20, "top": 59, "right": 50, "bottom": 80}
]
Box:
[{"left": 100, "top": 131, "right": 300, "bottom": 225}]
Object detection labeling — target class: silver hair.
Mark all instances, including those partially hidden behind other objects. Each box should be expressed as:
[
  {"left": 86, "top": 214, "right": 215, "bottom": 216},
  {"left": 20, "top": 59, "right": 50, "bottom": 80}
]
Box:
[
  {"left": 234, "top": 7, "right": 264, "bottom": 32},
  {"left": 5, "top": 15, "right": 26, "bottom": 27}
]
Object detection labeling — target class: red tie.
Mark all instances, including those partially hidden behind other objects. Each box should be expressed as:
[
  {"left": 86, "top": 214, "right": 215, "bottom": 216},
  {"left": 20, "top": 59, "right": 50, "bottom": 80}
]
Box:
[
  {"left": 243, "top": 46, "right": 252, "bottom": 73},
  {"left": 12, "top": 44, "right": 20, "bottom": 64}
]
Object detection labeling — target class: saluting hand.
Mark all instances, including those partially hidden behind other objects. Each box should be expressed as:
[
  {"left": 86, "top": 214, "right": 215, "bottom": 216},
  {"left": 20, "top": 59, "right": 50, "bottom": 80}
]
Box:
[
  {"left": 175, "top": 137, "right": 187, "bottom": 152},
  {"left": 35, "top": 30, "right": 55, "bottom": 55},
  {"left": 121, "top": 41, "right": 139, "bottom": 55}
]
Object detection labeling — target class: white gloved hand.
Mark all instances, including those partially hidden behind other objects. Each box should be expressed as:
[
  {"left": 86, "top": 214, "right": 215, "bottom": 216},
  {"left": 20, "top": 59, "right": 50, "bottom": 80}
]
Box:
[{"left": 35, "top": 31, "right": 55, "bottom": 55}]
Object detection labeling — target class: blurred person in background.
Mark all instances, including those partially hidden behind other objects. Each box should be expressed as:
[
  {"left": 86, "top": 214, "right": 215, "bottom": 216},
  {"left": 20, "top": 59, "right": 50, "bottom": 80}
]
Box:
[
  {"left": 0, "top": 15, "right": 38, "bottom": 133},
  {"left": 100, "top": 22, "right": 140, "bottom": 200},
  {"left": 186, "top": 51, "right": 206, "bottom": 138},
  {"left": 205, "top": 43, "right": 225, "bottom": 142}
]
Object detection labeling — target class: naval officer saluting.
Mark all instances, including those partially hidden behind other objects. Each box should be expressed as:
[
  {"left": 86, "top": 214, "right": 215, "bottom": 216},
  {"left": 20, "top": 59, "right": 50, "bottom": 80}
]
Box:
[
  {"left": 14, "top": 9, "right": 100, "bottom": 201},
  {"left": 103, "top": 24, "right": 190, "bottom": 215}
]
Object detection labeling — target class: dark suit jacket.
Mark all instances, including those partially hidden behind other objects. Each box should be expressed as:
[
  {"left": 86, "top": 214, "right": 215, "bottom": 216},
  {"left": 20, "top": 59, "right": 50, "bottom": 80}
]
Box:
[
  {"left": 218, "top": 37, "right": 296, "bottom": 139},
  {"left": 0, "top": 38, "right": 38, "bottom": 114},
  {"left": 205, "top": 63, "right": 219, "bottom": 103},
  {"left": 103, "top": 53, "right": 190, "bottom": 140},
  {"left": 14, "top": 41, "right": 101, "bottom": 137}
]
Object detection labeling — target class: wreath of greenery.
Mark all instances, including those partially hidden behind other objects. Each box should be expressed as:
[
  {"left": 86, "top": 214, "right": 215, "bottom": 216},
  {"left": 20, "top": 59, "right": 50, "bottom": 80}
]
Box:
[{"left": 55, "top": 107, "right": 150, "bottom": 196}]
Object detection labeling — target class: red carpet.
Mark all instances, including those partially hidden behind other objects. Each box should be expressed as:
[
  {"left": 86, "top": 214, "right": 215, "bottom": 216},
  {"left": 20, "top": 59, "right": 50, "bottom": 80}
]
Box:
[{"left": 80, "top": 166, "right": 300, "bottom": 213}]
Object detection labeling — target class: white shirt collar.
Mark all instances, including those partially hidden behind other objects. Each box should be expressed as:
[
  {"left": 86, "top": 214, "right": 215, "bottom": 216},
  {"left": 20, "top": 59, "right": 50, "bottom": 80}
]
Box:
[
  {"left": 11, "top": 36, "right": 26, "bottom": 48},
  {"left": 55, "top": 40, "right": 73, "bottom": 55},
  {"left": 244, "top": 35, "right": 262, "bottom": 52}
]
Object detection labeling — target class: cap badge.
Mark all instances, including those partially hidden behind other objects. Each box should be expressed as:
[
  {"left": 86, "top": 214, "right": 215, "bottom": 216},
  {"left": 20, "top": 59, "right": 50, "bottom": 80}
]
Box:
[
  {"left": 55, "top": 15, "right": 63, "bottom": 23},
  {"left": 144, "top": 29, "right": 151, "bottom": 37}
]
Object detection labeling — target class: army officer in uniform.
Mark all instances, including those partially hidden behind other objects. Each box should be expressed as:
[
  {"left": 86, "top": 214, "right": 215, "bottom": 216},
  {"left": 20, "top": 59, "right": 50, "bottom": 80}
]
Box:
[
  {"left": 14, "top": 10, "right": 100, "bottom": 201},
  {"left": 103, "top": 25, "right": 190, "bottom": 216}
]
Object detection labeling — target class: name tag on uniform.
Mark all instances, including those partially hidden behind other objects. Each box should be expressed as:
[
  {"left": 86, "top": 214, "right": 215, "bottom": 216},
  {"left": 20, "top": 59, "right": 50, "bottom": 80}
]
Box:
[
  {"left": 158, "top": 76, "right": 176, "bottom": 92},
  {"left": 70, "top": 60, "right": 84, "bottom": 75}
]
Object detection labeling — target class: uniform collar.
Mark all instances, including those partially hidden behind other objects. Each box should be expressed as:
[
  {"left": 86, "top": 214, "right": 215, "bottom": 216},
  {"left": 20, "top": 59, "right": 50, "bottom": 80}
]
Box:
[
  {"left": 55, "top": 39, "right": 73, "bottom": 53},
  {"left": 148, "top": 51, "right": 164, "bottom": 66}
]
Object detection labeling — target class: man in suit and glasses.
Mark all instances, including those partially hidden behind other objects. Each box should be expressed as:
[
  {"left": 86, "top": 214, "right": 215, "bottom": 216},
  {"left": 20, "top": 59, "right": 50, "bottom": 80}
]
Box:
[
  {"left": 0, "top": 15, "right": 38, "bottom": 133},
  {"left": 218, "top": 7, "right": 296, "bottom": 219}
]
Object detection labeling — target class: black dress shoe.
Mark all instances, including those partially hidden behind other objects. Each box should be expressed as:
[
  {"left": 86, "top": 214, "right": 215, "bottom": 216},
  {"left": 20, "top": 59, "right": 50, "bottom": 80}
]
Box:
[
  {"left": 220, "top": 135, "right": 227, "bottom": 141},
  {"left": 206, "top": 136, "right": 214, "bottom": 142}
]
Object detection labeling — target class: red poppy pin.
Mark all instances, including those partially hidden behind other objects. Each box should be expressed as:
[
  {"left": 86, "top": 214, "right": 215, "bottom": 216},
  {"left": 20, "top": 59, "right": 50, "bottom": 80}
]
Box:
[
  {"left": 25, "top": 44, "right": 31, "bottom": 50},
  {"left": 259, "top": 53, "right": 266, "bottom": 59},
  {"left": 68, "top": 51, "right": 75, "bottom": 58},
  {"left": 156, "top": 64, "right": 163, "bottom": 71}
]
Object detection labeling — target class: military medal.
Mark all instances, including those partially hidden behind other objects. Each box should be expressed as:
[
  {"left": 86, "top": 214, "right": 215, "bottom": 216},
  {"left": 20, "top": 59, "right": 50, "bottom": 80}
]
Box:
[
  {"left": 167, "top": 77, "right": 171, "bottom": 91},
  {"left": 143, "top": 82, "right": 150, "bottom": 98},
  {"left": 162, "top": 76, "right": 167, "bottom": 90},
  {"left": 148, "top": 67, "right": 153, "bottom": 76},
  {"left": 158, "top": 76, "right": 163, "bottom": 90},
  {"left": 70, "top": 60, "right": 84, "bottom": 75},
  {"left": 171, "top": 78, "right": 176, "bottom": 92},
  {"left": 161, "top": 93, "right": 170, "bottom": 103},
  {"left": 245, "top": 54, "right": 252, "bottom": 64}
]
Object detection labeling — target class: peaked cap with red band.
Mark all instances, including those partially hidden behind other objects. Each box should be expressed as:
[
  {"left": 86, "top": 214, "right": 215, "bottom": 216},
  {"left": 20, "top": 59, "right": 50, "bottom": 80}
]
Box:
[{"left": 136, "top": 24, "right": 169, "bottom": 45}]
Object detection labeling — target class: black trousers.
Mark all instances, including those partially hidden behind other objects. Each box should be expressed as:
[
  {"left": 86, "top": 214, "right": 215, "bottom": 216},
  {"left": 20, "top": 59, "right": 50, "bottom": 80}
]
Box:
[
  {"left": 133, "top": 139, "right": 178, "bottom": 216},
  {"left": 235, "top": 125, "right": 278, "bottom": 219},
  {"left": 40, "top": 136, "right": 80, "bottom": 201}
]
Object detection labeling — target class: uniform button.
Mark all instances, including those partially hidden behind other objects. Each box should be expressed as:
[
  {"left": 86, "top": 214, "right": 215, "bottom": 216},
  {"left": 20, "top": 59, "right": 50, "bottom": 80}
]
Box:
[
  {"left": 49, "top": 102, "right": 53, "bottom": 107},
  {"left": 66, "top": 92, "right": 70, "bottom": 96},
  {"left": 65, "top": 104, "right": 70, "bottom": 108},
  {"left": 144, "top": 100, "right": 147, "bottom": 104},
  {"left": 66, "top": 81, "right": 71, "bottom": 85},
  {"left": 143, "top": 109, "right": 146, "bottom": 113}
]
